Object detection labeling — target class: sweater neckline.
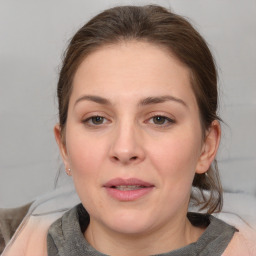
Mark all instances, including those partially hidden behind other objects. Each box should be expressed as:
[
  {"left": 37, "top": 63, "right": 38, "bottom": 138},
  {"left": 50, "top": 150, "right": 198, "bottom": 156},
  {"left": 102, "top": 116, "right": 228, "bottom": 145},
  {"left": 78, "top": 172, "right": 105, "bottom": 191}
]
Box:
[{"left": 47, "top": 204, "right": 237, "bottom": 256}]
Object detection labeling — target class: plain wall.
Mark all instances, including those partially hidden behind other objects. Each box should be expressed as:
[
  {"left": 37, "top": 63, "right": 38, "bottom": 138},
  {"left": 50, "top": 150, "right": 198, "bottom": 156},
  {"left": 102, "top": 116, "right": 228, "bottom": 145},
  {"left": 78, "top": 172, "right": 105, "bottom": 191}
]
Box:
[{"left": 0, "top": 0, "right": 255, "bottom": 207}]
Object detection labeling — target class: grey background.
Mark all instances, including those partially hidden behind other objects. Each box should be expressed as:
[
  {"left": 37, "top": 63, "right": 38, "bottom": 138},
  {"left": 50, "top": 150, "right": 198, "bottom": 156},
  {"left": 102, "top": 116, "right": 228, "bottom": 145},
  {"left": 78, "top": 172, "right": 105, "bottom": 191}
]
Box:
[{"left": 0, "top": 0, "right": 255, "bottom": 208}]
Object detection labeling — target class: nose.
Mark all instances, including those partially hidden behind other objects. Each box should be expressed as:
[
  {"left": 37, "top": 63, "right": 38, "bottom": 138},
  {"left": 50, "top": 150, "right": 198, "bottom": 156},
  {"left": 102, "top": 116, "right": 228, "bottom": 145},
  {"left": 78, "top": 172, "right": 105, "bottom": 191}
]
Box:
[{"left": 109, "top": 122, "right": 145, "bottom": 165}]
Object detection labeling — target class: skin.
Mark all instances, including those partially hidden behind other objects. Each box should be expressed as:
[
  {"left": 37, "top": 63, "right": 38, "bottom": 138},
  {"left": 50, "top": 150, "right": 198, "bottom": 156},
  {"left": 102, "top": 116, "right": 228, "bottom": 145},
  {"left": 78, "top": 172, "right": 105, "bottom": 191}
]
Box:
[{"left": 55, "top": 41, "right": 221, "bottom": 255}]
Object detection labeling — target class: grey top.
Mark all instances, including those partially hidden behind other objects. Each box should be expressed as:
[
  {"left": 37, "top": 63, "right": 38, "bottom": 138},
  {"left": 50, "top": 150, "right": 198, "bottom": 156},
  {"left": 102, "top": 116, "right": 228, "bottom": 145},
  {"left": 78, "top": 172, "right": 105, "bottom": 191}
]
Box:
[{"left": 47, "top": 204, "right": 237, "bottom": 256}]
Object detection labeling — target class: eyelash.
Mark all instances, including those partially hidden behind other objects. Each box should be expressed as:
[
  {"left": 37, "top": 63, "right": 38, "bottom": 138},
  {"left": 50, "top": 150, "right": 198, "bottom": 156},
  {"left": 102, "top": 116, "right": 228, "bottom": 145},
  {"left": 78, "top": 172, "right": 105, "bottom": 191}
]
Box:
[
  {"left": 82, "top": 114, "right": 175, "bottom": 128},
  {"left": 146, "top": 114, "right": 175, "bottom": 127}
]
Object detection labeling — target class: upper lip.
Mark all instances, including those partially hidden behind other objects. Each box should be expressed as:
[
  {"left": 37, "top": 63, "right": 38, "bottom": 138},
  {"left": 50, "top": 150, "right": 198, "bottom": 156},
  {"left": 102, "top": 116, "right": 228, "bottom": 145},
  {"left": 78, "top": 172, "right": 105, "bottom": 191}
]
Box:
[{"left": 103, "top": 178, "right": 154, "bottom": 188}]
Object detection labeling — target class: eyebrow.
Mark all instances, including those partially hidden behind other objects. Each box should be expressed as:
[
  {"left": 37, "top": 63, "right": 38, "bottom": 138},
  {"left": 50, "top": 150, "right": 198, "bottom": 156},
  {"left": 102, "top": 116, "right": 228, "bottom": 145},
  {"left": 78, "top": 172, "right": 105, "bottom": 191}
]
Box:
[
  {"left": 74, "top": 95, "right": 187, "bottom": 108},
  {"left": 139, "top": 96, "right": 188, "bottom": 108},
  {"left": 74, "top": 95, "right": 111, "bottom": 107}
]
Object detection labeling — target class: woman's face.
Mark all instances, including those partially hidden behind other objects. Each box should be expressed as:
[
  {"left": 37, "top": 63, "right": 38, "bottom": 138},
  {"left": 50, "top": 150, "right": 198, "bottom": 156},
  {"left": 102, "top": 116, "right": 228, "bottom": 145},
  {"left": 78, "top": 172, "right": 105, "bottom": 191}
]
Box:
[{"left": 56, "top": 41, "right": 216, "bottom": 236}]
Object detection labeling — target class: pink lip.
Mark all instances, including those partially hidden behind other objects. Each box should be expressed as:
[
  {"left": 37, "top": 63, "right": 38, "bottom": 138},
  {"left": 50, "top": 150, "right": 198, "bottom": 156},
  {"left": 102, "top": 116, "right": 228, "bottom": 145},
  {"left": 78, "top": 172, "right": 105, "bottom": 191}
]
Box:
[{"left": 103, "top": 178, "right": 154, "bottom": 201}]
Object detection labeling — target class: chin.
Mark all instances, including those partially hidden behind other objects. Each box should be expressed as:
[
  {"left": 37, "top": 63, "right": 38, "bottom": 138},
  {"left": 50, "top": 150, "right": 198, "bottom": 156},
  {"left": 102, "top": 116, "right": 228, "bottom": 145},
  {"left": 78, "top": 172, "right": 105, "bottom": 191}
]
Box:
[
  {"left": 105, "top": 209, "right": 155, "bottom": 235},
  {"left": 111, "top": 221, "right": 152, "bottom": 235}
]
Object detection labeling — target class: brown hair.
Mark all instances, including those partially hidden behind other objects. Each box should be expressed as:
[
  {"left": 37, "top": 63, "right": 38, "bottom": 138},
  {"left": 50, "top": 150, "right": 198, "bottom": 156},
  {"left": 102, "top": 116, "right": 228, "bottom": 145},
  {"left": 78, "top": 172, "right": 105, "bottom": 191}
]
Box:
[{"left": 57, "top": 5, "right": 222, "bottom": 214}]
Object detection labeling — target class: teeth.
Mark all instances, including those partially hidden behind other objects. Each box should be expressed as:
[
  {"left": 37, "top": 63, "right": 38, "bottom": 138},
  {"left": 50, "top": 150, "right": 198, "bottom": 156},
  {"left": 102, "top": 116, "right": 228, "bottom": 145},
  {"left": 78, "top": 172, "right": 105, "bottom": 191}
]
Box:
[{"left": 114, "top": 185, "right": 145, "bottom": 191}]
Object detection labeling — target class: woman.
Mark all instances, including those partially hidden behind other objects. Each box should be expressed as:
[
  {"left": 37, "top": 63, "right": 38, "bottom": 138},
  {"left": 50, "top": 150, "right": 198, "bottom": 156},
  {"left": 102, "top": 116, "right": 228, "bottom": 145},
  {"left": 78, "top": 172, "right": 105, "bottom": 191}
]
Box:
[
  {"left": 48, "top": 5, "right": 238, "bottom": 255},
  {"left": 2, "top": 4, "right": 255, "bottom": 256}
]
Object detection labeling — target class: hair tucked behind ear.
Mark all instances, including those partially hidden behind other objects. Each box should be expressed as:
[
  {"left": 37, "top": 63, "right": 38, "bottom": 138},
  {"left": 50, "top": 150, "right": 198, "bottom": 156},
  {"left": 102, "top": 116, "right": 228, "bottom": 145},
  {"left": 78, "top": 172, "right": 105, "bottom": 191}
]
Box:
[{"left": 57, "top": 5, "right": 223, "bottom": 214}]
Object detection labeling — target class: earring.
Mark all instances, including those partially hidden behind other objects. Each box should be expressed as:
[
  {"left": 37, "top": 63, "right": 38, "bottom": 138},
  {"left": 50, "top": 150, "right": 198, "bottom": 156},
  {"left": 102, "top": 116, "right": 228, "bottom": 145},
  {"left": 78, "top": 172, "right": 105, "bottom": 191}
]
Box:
[{"left": 66, "top": 168, "right": 72, "bottom": 176}]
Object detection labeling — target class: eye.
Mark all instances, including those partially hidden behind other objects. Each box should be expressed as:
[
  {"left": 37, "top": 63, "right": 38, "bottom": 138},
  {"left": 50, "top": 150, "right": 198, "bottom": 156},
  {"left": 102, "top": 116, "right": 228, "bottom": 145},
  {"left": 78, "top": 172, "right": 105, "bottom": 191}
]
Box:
[
  {"left": 148, "top": 115, "right": 175, "bottom": 126},
  {"left": 91, "top": 116, "right": 105, "bottom": 125},
  {"left": 83, "top": 115, "right": 107, "bottom": 126},
  {"left": 152, "top": 116, "right": 167, "bottom": 125}
]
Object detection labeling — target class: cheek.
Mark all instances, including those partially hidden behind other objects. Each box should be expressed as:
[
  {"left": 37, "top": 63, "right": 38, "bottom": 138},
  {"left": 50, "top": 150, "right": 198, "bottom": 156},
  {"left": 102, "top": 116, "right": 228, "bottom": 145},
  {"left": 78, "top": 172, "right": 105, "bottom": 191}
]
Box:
[
  {"left": 65, "top": 128, "right": 107, "bottom": 181},
  {"left": 148, "top": 133, "right": 201, "bottom": 210},
  {"left": 149, "top": 130, "right": 202, "bottom": 184},
  {"left": 65, "top": 132, "right": 107, "bottom": 210}
]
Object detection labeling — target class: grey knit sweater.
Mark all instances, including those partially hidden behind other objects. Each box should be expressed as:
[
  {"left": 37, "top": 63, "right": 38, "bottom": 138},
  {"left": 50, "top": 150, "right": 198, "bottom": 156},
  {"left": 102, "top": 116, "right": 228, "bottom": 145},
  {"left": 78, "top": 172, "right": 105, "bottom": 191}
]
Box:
[{"left": 47, "top": 204, "right": 237, "bottom": 256}]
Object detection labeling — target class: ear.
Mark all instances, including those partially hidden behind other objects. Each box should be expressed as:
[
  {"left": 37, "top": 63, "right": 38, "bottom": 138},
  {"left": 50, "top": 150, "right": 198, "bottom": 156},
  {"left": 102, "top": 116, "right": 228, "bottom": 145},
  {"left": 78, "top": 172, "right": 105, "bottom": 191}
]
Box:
[
  {"left": 196, "top": 120, "right": 221, "bottom": 174},
  {"left": 54, "top": 124, "right": 70, "bottom": 169}
]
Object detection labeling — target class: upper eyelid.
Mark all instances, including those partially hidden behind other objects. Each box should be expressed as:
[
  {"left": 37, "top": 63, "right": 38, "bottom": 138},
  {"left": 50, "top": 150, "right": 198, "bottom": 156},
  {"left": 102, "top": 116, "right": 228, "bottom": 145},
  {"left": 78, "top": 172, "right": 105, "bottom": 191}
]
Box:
[
  {"left": 81, "top": 112, "right": 110, "bottom": 120},
  {"left": 81, "top": 113, "right": 174, "bottom": 119},
  {"left": 146, "top": 112, "right": 175, "bottom": 120}
]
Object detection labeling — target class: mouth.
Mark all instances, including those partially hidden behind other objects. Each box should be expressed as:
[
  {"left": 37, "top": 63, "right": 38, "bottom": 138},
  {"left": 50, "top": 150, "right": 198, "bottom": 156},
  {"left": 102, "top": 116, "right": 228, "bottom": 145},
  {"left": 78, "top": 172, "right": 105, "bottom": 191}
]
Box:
[
  {"left": 103, "top": 178, "right": 154, "bottom": 201},
  {"left": 112, "top": 185, "right": 149, "bottom": 191}
]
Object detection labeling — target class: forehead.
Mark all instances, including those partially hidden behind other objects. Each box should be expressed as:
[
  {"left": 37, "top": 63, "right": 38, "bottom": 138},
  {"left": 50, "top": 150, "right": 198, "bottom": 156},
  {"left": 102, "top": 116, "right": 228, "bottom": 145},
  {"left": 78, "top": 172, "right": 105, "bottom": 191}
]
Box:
[{"left": 71, "top": 41, "right": 196, "bottom": 106}]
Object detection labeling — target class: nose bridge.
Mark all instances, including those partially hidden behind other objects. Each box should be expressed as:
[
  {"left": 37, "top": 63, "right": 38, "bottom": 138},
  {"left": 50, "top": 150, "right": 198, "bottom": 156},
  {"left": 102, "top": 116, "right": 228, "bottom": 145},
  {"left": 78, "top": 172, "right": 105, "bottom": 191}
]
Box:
[{"left": 110, "top": 117, "right": 144, "bottom": 164}]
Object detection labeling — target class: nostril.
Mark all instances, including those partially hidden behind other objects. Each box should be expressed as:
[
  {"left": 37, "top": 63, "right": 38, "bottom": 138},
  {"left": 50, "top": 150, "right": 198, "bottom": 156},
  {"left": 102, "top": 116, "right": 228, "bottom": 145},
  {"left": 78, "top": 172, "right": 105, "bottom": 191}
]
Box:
[{"left": 111, "top": 155, "right": 139, "bottom": 163}]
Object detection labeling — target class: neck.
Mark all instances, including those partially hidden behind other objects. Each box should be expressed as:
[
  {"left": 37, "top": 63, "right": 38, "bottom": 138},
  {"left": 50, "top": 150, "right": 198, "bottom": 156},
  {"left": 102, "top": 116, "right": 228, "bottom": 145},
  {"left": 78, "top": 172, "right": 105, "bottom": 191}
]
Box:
[{"left": 84, "top": 214, "right": 205, "bottom": 256}]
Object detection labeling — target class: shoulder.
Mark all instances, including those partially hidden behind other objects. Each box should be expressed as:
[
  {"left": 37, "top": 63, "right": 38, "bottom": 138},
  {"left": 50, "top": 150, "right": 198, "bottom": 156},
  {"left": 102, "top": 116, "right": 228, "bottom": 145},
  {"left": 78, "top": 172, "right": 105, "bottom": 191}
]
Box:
[
  {"left": 0, "top": 202, "right": 32, "bottom": 254},
  {"left": 2, "top": 204, "right": 65, "bottom": 256},
  {"left": 216, "top": 212, "right": 256, "bottom": 256},
  {"left": 222, "top": 231, "right": 256, "bottom": 256},
  {"left": 190, "top": 213, "right": 238, "bottom": 255},
  {"left": 188, "top": 213, "right": 256, "bottom": 256}
]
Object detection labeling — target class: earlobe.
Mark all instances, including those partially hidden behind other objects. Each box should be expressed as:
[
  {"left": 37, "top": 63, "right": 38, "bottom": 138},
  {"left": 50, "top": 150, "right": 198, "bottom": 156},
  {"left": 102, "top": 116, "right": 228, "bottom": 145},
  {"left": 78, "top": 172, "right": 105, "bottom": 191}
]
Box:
[
  {"left": 196, "top": 120, "right": 221, "bottom": 174},
  {"left": 54, "top": 124, "right": 70, "bottom": 168}
]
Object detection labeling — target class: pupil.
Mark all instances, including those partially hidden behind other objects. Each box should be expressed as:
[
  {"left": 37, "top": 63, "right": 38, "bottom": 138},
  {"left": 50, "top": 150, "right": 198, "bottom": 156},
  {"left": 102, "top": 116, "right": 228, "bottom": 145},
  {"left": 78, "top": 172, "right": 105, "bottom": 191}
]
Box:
[{"left": 92, "top": 116, "right": 103, "bottom": 124}]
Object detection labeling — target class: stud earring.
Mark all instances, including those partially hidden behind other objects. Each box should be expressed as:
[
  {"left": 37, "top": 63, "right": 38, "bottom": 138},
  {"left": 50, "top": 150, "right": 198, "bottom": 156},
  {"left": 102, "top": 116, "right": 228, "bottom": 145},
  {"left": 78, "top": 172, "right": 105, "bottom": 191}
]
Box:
[{"left": 66, "top": 168, "right": 72, "bottom": 176}]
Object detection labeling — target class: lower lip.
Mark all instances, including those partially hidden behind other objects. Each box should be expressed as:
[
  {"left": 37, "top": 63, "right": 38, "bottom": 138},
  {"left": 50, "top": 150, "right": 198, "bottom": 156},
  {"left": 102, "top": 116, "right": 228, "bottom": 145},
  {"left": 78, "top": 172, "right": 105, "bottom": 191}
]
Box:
[{"left": 105, "top": 187, "right": 154, "bottom": 201}]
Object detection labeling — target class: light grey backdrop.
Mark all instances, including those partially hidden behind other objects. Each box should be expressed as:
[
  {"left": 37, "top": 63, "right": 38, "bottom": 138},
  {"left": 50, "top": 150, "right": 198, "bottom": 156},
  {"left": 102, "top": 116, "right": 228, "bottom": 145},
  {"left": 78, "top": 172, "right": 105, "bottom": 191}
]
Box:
[{"left": 0, "top": 0, "right": 255, "bottom": 207}]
